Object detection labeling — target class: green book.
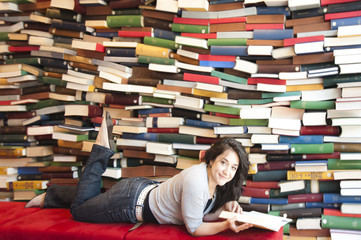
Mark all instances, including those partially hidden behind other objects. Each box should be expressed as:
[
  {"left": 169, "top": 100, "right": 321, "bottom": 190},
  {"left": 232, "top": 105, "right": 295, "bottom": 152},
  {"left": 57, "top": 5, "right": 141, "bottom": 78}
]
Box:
[
  {"left": 252, "top": 170, "right": 288, "bottom": 182},
  {"left": 204, "top": 104, "right": 240, "bottom": 115},
  {"left": 327, "top": 158, "right": 361, "bottom": 170},
  {"left": 143, "top": 36, "right": 178, "bottom": 50},
  {"left": 0, "top": 135, "right": 34, "bottom": 143},
  {"left": 137, "top": 55, "right": 176, "bottom": 65},
  {"left": 211, "top": 70, "right": 247, "bottom": 84},
  {"left": 321, "top": 215, "right": 361, "bottom": 230},
  {"left": 261, "top": 91, "right": 301, "bottom": 99},
  {"left": 290, "top": 101, "right": 335, "bottom": 110},
  {"left": 50, "top": 161, "right": 82, "bottom": 167},
  {"left": 5, "top": 57, "right": 41, "bottom": 65},
  {"left": 323, "top": 74, "right": 361, "bottom": 88},
  {"left": 38, "top": 77, "right": 67, "bottom": 87},
  {"left": 46, "top": 8, "right": 80, "bottom": 22},
  {"left": 305, "top": 180, "right": 340, "bottom": 193},
  {"left": 229, "top": 119, "right": 269, "bottom": 126},
  {"left": 300, "top": 63, "right": 335, "bottom": 71},
  {"left": 283, "top": 223, "right": 290, "bottom": 234},
  {"left": 0, "top": 32, "right": 9, "bottom": 41},
  {"left": 158, "top": 134, "right": 195, "bottom": 144},
  {"left": 26, "top": 99, "right": 61, "bottom": 111},
  {"left": 207, "top": 38, "right": 247, "bottom": 46},
  {"left": 106, "top": 15, "right": 143, "bottom": 28},
  {"left": 268, "top": 210, "right": 281, "bottom": 217},
  {"left": 237, "top": 99, "right": 273, "bottom": 105},
  {"left": 290, "top": 143, "right": 334, "bottom": 154},
  {"left": 171, "top": 23, "right": 210, "bottom": 33},
  {"left": 141, "top": 96, "right": 174, "bottom": 105}
]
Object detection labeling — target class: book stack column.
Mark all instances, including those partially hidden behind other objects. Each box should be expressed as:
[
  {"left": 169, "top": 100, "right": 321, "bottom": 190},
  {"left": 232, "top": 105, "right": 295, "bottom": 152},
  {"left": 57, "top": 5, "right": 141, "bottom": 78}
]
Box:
[{"left": 1, "top": 0, "right": 361, "bottom": 238}]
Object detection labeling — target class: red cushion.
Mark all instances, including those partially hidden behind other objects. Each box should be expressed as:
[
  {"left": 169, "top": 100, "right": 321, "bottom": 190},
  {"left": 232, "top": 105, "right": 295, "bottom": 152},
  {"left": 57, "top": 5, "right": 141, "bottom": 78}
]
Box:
[
  {"left": 126, "top": 222, "right": 283, "bottom": 240},
  {"left": 0, "top": 202, "right": 41, "bottom": 224}
]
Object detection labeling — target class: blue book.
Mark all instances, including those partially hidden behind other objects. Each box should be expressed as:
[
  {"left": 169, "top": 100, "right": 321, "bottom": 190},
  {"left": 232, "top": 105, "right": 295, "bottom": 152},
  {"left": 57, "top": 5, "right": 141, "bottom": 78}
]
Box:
[
  {"left": 331, "top": 16, "right": 361, "bottom": 30},
  {"left": 17, "top": 167, "right": 41, "bottom": 175},
  {"left": 210, "top": 46, "right": 248, "bottom": 56},
  {"left": 0, "top": 142, "right": 37, "bottom": 147},
  {"left": 295, "top": 160, "right": 328, "bottom": 166},
  {"left": 105, "top": 47, "right": 136, "bottom": 57},
  {"left": 122, "top": 133, "right": 158, "bottom": 142},
  {"left": 323, "top": 193, "right": 361, "bottom": 204},
  {"left": 40, "top": 120, "right": 65, "bottom": 126},
  {"left": 262, "top": 91, "right": 301, "bottom": 99},
  {"left": 153, "top": 29, "right": 179, "bottom": 41},
  {"left": 0, "top": 112, "right": 6, "bottom": 119},
  {"left": 138, "top": 108, "right": 171, "bottom": 116},
  {"left": 185, "top": 119, "right": 220, "bottom": 129},
  {"left": 51, "top": 19, "right": 87, "bottom": 32},
  {"left": 253, "top": 29, "right": 293, "bottom": 40},
  {"left": 92, "top": 32, "right": 118, "bottom": 38},
  {"left": 279, "top": 135, "right": 324, "bottom": 144},
  {"left": 250, "top": 197, "right": 288, "bottom": 205},
  {"left": 256, "top": 6, "right": 291, "bottom": 17},
  {"left": 199, "top": 60, "right": 235, "bottom": 68},
  {"left": 305, "top": 202, "right": 340, "bottom": 209},
  {"left": 325, "top": 44, "right": 361, "bottom": 52}
]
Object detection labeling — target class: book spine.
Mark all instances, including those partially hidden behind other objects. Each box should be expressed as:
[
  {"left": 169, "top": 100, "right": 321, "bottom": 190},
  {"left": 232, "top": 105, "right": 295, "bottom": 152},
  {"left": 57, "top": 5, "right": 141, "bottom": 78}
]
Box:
[{"left": 321, "top": 215, "right": 361, "bottom": 230}]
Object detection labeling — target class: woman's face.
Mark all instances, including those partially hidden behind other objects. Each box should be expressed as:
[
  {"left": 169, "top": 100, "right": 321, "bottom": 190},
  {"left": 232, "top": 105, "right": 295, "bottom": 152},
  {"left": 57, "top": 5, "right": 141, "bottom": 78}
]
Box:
[{"left": 208, "top": 148, "right": 240, "bottom": 187}]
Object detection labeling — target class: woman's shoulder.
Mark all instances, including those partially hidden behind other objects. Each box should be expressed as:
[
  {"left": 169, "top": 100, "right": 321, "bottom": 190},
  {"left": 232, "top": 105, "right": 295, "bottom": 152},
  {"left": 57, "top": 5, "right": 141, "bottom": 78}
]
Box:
[{"left": 181, "top": 162, "right": 207, "bottom": 183}]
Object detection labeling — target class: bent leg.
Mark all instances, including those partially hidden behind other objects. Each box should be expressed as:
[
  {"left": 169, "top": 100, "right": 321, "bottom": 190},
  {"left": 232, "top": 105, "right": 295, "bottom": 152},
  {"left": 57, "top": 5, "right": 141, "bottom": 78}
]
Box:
[{"left": 44, "top": 184, "right": 77, "bottom": 208}]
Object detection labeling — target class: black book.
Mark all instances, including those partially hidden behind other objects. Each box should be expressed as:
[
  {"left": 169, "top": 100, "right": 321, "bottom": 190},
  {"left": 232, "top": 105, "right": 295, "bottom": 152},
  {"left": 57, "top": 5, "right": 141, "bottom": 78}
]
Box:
[
  {"left": 105, "top": 47, "right": 136, "bottom": 57},
  {"left": 22, "top": 84, "right": 52, "bottom": 96},
  {"left": 46, "top": 8, "right": 81, "bottom": 22},
  {"left": 17, "top": 174, "right": 43, "bottom": 181},
  {"left": 53, "top": 35, "right": 73, "bottom": 45},
  {"left": 280, "top": 208, "right": 322, "bottom": 219},
  {"left": 51, "top": 19, "right": 88, "bottom": 32},
  {"left": 266, "top": 154, "right": 303, "bottom": 162},
  {"left": 24, "top": 22, "right": 50, "bottom": 32},
  {"left": 143, "top": 17, "right": 172, "bottom": 31},
  {"left": 325, "top": 1, "right": 361, "bottom": 14},
  {"left": 40, "top": 58, "right": 69, "bottom": 70},
  {"left": 292, "top": 7, "right": 325, "bottom": 19},
  {"left": 171, "top": 108, "right": 202, "bottom": 120}
]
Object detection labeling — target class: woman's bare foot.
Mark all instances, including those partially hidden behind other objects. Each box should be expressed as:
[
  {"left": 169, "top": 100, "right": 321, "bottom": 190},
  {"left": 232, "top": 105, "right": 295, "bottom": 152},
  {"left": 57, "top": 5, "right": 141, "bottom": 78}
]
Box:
[
  {"left": 25, "top": 193, "right": 46, "bottom": 208},
  {"left": 95, "top": 111, "right": 116, "bottom": 151}
]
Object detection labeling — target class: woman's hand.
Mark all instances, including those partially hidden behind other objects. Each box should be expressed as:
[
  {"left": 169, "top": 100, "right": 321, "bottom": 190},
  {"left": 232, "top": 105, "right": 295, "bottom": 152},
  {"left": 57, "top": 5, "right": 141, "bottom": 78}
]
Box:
[
  {"left": 227, "top": 216, "right": 253, "bottom": 233},
  {"left": 224, "top": 201, "right": 242, "bottom": 214}
]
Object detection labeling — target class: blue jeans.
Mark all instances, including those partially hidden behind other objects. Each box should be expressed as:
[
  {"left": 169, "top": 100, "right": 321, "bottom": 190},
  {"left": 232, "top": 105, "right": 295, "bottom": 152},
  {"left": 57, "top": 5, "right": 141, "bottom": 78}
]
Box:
[{"left": 45, "top": 144, "right": 157, "bottom": 224}]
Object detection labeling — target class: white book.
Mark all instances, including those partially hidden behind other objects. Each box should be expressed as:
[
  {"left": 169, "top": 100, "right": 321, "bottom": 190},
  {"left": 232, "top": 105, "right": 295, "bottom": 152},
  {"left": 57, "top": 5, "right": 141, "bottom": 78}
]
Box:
[
  {"left": 286, "top": 78, "right": 323, "bottom": 86},
  {"left": 29, "top": 14, "right": 52, "bottom": 24},
  {"left": 102, "top": 168, "right": 122, "bottom": 179},
  {"left": 298, "top": 30, "right": 337, "bottom": 38},
  {"left": 335, "top": 99, "right": 361, "bottom": 110},
  {"left": 99, "top": 71, "right": 124, "bottom": 84},
  {"left": 179, "top": 125, "right": 217, "bottom": 138},
  {"left": 327, "top": 109, "right": 361, "bottom": 118},
  {"left": 217, "top": 31, "right": 253, "bottom": 39},
  {"left": 116, "top": 138, "right": 147, "bottom": 147},
  {"left": 97, "top": 65, "right": 131, "bottom": 79},
  {"left": 272, "top": 46, "right": 295, "bottom": 59},
  {"left": 146, "top": 142, "right": 176, "bottom": 155},
  {"left": 176, "top": 49, "right": 199, "bottom": 60},
  {"left": 234, "top": 59, "right": 258, "bottom": 74},
  {"left": 35, "top": 105, "right": 65, "bottom": 115},
  {"left": 330, "top": 229, "right": 361, "bottom": 240},
  {"left": 178, "top": 0, "right": 209, "bottom": 11},
  {"left": 219, "top": 210, "right": 291, "bottom": 232},
  {"left": 181, "top": 10, "right": 218, "bottom": 19},
  {"left": 174, "top": 95, "right": 204, "bottom": 111},
  {"left": 217, "top": 7, "right": 257, "bottom": 18},
  {"left": 6, "top": 75, "right": 37, "bottom": 83},
  {"left": 333, "top": 47, "right": 361, "bottom": 56},
  {"left": 334, "top": 170, "right": 361, "bottom": 180},
  {"left": 302, "top": 112, "right": 327, "bottom": 126},
  {"left": 296, "top": 217, "right": 322, "bottom": 230},
  {"left": 146, "top": 117, "right": 184, "bottom": 128},
  {"left": 335, "top": 54, "right": 361, "bottom": 65},
  {"left": 0, "top": 105, "right": 27, "bottom": 112},
  {"left": 28, "top": 36, "right": 54, "bottom": 46},
  {"left": 247, "top": 45, "right": 273, "bottom": 56},
  {"left": 247, "top": 126, "right": 272, "bottom": 134},
  {"left": 340, "top": 189, "right": 361, "bottom": 196},
  {"left": 337, "top": 25, "right": 361, "bottom": 37},
  {"left": 324, "top": 136, "right": 361, "bottom": 143},
  {"left": 301, "top": 88, "right": 341, "bottom": 101},
  {"left": 279, "top": 71, "right": 308, "bottom": 80},
  {"left": 0, "top": 2, "right": 20, "bottom": 13},
  {"left": 294, "top": 41, "right": 324, "bottom": 55},
  {"left": 72, "top": 39, "right": 101, "bottom": 51},
  {"left": 172, "top": 143, "right": 211, "bottom": 151},
  {"left": 103, "top": 82, "right": 154, "bottom": 94},
  {"left": 175, "top": 36, "right": 208, "bottom": 49},
  {"left": 339, "top": 63, "right": 361, "bottom": 75},
  {"left": 248, "top": 153, "right": 267, "bottom": 164},
  {"left": 234, "top": 138, "right": 254, "bottom": 147},
  {"left": 340, "top": 152, "right": 361, "bottom": 160},
  {"left": 156, "top": 0, "right": 178, "bottom": 13},
  {"left": 40, "top": 45, "right": 76, "bottom": 55},
  {"left": 331, "top": 117, "right": 361, "bottom": 126},
  {"left": 261, "top": 143, "right": 290, "bottom": 151},
  {"left": 251, "top": 73, "right": 279, "bottom": 79},
  {"left": 27, "top": 126, "right": 54, "bottom": 135},
  {"left": 148, "top": 63, "right": 179, "bottom": 73},
  {"left": 163, "top": 79, "right": 196, "bottom": 88},
  {"left": 68, "top": 69, "right": 95, "bottom": 80},
  {"left": 338, "top": 82, "right": 361, "bottom": 88},
  {"left": 257, "top": 83, "right": 286, "bottom": 93},
  {"left": 341, "top": 203, "right": 361, "bottom": 215},
  {"left": 195, "top": 82, "right": 224, "bottom": 93},
  {"left": 213, "top": 126, "right": 247, "bottom": 135},
  {"left": 340, "top": 126, "right": 361, "bottom": 138},
  {"left": 104, "top": 56, "right": 137, "bottom": 63},
  {"left": 92, "top": 59, "right": 132, "bottom": 74},
  {"left": 218, "top": 79, "right": 257, "bottom": 91},
  {"left": 62, "top": 74, "right": 94, "bottom": 85},
  {"left": 340, "top": 180, "right": 361, "bottom": 189},
  {"left": 21, "top": 29, "right": 53, "bottom": 39},
  {"left": 251, "top": 134, "right": 279, "bottom": 144},
  {"left": 175, "top": 61, "right": 213, "bottom": 73},
  {"left": 66, "top": 82, "right": 94, "bottom": 92},
  {"left": 240, "top": 108, "right": 271, "bottom": 119},
  {"left": 102, "top": 41, "right": 138, "bottom": 48},
  {"left": 288, "top": 0, "right": 320, "bottom": 11},
  {"left": 279, "top": 180, "right": 305, "bottom": 193},
  {"left": 269, "top": 117, "right": 302, "bottom": 131},
  {"left": 272, "top": 106, "right": 305, "bottom": 119},
  {"left": 0, "top": 21, "right": 23, "bottom": 32},
  {"left": 324, "top": 36, "right": 361, "bottom": 47}
]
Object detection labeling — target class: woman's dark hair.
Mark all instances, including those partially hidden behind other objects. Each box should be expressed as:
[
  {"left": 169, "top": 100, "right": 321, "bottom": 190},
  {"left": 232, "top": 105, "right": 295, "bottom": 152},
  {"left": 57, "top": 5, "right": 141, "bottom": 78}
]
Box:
[{"left": 203, "top": 137, "right": 249, "bottom": 212}]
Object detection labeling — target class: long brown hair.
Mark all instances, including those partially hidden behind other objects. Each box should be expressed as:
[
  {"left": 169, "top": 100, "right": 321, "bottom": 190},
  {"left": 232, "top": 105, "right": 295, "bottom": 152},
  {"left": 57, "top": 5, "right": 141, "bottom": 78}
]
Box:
[{"left": 203, "top": 137, "right": 249, "bottom": 212}]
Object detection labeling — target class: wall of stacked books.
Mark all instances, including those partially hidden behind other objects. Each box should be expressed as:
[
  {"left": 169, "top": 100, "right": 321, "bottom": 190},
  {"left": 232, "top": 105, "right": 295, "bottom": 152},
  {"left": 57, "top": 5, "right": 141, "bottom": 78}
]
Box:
[{"left": 0, "top": 0, "right": 361, "bottom": 238}]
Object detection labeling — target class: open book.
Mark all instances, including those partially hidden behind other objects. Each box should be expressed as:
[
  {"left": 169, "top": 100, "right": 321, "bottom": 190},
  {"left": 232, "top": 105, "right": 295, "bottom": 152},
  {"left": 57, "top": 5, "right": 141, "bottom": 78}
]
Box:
[{"left": 219, "top": 211, "right": 292, "bottom": 232}]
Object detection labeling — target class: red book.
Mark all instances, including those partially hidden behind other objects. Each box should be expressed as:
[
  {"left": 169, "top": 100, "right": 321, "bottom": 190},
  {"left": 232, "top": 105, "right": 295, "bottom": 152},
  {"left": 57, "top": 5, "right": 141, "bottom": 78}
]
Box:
[
  {"left": 210, "top": 112, "right": 240, "bottom": 118},
  {"left": 91, "top": 117, "right": 116, "bottom": 125},
  {"left": 146, "top": 112, "right": 172, "bottom": 117},
  {"left": 173, "top": 17, "right": 209, "bottom": 25},
  {"left": 246, "top": 180, "right": 280, "bottom": 189},
  {"left": 196, "top": 137, "right": 217, "bottom": 144},
  {"left": 283, "top": 35, "right": 325, "bottom": 47},
  {"left": 257, "top": 161, "right": 296, "bottom": 171},
  {"left": 247, "top": 78, "right": 286, "bottom": 85},
  {"left": 0, "top": 101, "right": 13, "bottom": 105},
  {"left": 8, "top": 46, "right": 40, "bottom": 52},
  {"left": 209, "top": 17, "right": 247, "bottom": 24},
  {"left": 198, "top": 54, "right": 236, "bottom": 62},
  {"left": 183, "top": 72, "right": 219, "bottom": 85},
  {"left": 118, "top": 30, "right": 153, "bottom": 38},
  {"left": 242, "top": 186, "right": 271, "bottom": 198},
  {"left": 321, "top": 0, "right": 359, "bottom": 6},
  {"left": 180, "top": 33, "right": 217, "bottom": 39},
  {"left": 245, "top": 23, "right": 285, "bottom": 31},
  {"left": 147, "top": 128, "right": 179, "bottom": 133},
  {"left": 288, "top": 193, "right": 323, "bottom": 203},
  {"left": 325, "top": 10, "right": 361, "bottom": 21},
  {"left": 300, "top": 126, "right": 341, "bottom": 136},
  {"left": 302, "top": 152, "right": 340, "bottom": 160},
  {"left": 323, "top": 208, "right": 361, "bottom": 218}
]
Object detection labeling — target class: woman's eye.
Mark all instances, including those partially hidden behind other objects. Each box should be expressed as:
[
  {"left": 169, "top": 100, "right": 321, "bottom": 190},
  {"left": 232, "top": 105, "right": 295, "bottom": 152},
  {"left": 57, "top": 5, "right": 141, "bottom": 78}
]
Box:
[{"left": 232, "top": 167, "right": 237, "bottom": 171}]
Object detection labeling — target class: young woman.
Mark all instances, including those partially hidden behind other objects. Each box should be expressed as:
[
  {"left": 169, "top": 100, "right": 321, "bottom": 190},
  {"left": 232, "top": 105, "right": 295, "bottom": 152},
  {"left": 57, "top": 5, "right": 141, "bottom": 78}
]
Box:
[{"left": 26, "top": 112, "right": 253, "bottom": 236}]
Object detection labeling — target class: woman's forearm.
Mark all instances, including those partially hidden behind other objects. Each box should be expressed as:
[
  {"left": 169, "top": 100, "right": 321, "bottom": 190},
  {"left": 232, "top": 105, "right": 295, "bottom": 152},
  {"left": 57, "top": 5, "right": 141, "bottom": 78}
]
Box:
[{"left": 192, "top": 221, "right": 229, "bottom": 236}]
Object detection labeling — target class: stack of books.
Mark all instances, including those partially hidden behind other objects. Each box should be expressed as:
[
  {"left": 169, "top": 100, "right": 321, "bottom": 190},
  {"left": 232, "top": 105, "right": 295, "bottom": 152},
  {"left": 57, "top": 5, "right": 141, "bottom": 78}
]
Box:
[{"left": 1, "top": 0, "right": 361, "bottom": 238}]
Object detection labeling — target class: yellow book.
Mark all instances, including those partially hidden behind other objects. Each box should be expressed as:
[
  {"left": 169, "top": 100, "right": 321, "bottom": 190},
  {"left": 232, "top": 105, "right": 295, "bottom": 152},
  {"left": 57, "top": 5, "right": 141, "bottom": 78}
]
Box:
[
  {"left": 135, "top": 43, "right": 171, "bottom": 59},
  {"left": 286, "top": 83, "right": 324, "bottom": 92},
  {"left": 0, "top": 167, "right": 17, "bottom": 175},
  {"left": 287, "top": 170, "right": 334, "bottom": 180},
  {"left": 0, "top": 78, "right": 8, "bottom": 85},
  {"left": 8, "top": 180, "right": 49, "bottom": 190},
  {"left": 0, "top": 147, "right": 26, "bottom": 156},
  {"left": 248, "top": 163, "right": 258, "bottom": 175},
  {"left": 57, "top": 140, "right": 83, "bottom": 149},
  {"left": 193, "top": 89, "right": 228, "bottom": 99},
  {"left": 64, "top": 55, "right": 93, "bottom": 65}
]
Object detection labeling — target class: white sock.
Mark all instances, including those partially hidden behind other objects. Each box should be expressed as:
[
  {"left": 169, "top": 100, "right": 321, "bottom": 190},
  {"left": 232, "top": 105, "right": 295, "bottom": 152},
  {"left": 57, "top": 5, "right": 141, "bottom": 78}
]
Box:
[{"left": 25, "top": 193, "right": 46, "bottom": 208}]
